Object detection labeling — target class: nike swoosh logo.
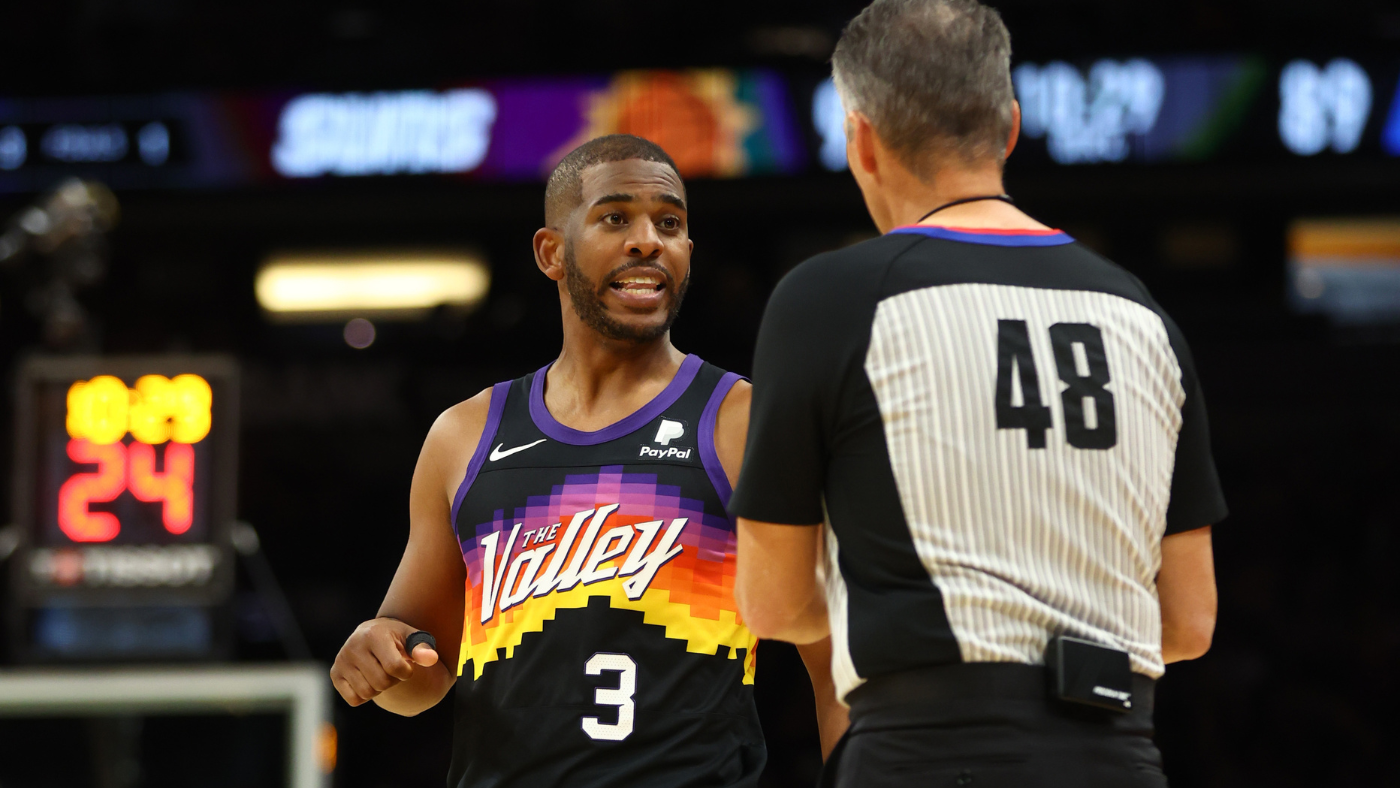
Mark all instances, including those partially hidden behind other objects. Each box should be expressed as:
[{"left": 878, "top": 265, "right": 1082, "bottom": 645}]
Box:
[{"left": 489, "top": 439, "right": 546, "bottom": 462}]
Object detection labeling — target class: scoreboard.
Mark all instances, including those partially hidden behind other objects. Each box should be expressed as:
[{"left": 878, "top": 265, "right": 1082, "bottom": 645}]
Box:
[
  {"left": 7, "top": 356, "right": 239, "bottom": 661},
  {"left": 4, "top": 54, "right": 1399, "bottom": 195}
]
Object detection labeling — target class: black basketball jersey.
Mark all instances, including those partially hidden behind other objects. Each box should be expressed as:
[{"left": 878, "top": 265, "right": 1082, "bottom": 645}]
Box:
[{"left": 446, "top": 354, "right": 764, "bottom": 788}]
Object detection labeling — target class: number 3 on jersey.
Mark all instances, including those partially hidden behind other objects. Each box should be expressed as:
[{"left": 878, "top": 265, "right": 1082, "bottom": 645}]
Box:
[
  {"left": 994, "top": 319, "right": 1118, "bottom": 450},
  {"left": 582, "top": 653, "right": 636, "bottom": 741}
]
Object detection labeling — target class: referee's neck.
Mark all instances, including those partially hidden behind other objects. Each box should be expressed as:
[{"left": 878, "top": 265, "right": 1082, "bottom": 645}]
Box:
[{"left": 862, "top": 160, "right": 1046, "bottom": 235}]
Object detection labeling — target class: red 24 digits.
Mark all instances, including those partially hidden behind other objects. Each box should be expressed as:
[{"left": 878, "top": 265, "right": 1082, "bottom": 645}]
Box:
[{"left": 58, "top": 439, "right": 195, "bottom": 542}]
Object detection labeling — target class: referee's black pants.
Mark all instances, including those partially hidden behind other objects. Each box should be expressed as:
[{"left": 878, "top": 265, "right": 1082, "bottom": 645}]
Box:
[{"left": 829, "top": 663, "right": 1167, "bottom": 788}]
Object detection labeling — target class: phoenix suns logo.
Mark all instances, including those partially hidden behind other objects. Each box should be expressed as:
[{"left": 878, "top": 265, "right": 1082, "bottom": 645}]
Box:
[{"left": 478, "top": 505, "right": 687, "bottom": 623}]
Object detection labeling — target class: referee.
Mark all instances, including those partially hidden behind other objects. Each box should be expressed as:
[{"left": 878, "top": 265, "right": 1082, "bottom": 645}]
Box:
[{"left": 730, "top": 1, "right": 1225, "bottom": 786}]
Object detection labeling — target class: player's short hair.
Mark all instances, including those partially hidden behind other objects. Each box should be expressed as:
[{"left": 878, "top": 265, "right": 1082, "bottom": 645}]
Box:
[
  {"left": 832, "top": 0, "right": 1015, "bottom": 177},
  {"left": 544, "top": 135, "right": 682, "bottom": 229}
]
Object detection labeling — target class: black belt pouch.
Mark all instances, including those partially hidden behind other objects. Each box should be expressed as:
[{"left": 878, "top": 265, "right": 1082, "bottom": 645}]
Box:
[{"left": 1044, "top": 635, "right": 1134, "bottom": 713}]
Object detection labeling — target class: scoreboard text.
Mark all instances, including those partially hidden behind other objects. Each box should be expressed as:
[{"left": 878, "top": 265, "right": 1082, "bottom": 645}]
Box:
[{"left": 61, "top": 374, "right": 212, "bottom": 542}]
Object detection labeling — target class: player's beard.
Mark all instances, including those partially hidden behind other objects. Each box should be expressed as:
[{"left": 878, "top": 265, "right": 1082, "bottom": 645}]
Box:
[{"left": 563, "top": 239, "right": 690, "bottom": 344}]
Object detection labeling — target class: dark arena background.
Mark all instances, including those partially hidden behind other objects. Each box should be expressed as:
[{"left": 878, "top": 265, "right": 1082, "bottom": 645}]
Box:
[{"left": 0, "top": 1, "right": 1398, "bottom": 786}]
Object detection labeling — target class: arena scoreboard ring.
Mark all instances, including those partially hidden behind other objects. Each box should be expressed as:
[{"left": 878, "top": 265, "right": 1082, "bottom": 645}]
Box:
[{"left": 6, "top": 355, "right": 239, "bottom": 661}]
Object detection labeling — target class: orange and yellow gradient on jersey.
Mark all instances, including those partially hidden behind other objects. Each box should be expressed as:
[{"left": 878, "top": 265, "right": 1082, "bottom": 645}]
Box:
[{"left": 457, "top": 466, "right": 756, "bottom": 683}]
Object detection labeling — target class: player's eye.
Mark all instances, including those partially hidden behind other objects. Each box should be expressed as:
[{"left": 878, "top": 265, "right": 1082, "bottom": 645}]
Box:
[
  {"left": 659, "top": 216, "right": 681, "bottom": 231},
  {"left": 603, "top": 213, "right": 625, "bottom": 226}
]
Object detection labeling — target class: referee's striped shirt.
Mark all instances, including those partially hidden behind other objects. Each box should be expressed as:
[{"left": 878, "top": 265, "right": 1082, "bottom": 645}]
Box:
[{"left": 729, "top": 225, "right": 1227, "bottom": 702}]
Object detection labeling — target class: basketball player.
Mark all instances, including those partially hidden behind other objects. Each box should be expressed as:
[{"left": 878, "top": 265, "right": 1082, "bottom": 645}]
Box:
[{"left": 330, "top": 135, "right": 847, "bottom": 787}]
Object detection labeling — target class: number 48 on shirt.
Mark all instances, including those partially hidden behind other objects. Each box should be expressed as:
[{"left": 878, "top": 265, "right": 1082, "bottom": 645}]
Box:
[{"left": 994, "top": 319, "right": 1118, "bottom": 450}]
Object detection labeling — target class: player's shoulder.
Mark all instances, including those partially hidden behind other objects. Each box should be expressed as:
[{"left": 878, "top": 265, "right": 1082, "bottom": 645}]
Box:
[
  {"left": 712, "top": 377, "right": 751, "bottom": 467},
  {"left": 718, "top": 376, "right": 752, "bottom": 412},
  {"left": 439, "top": 385, "right": 496, "bottom": 422},
  {"left": 424, "top": 386, "right": 498, "bottom": 458},
  {"left": 690, "top": 358, "right": 750, "bottom": 417}
]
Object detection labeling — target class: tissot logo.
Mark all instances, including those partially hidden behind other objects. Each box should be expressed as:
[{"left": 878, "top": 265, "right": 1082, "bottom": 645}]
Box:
[
  {"left": 1092, "top": 686, "right": 1133, "bottom": 707},
  {"left": 29, "top": 545, "right": 219, "bottom": 588}
]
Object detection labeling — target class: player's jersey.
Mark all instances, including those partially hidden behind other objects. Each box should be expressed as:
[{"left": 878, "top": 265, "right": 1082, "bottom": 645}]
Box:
[{"left": 447, "top": 354, "right": 763, "bottom": 788}]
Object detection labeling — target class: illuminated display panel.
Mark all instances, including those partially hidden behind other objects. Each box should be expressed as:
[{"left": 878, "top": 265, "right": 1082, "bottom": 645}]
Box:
[
  {"left": 266, "top": 70, "right": 807, "bottom": 181},
  {"left": 813, "top": 56, "right": 1400, "bottom": 170},
  {"left": 0, "top": 112, "right": 191, "bottom": 193},
  {"left": 1, "top": 58, "right": 1397, "bottom": 194},
  {"left": 1289, "top": 218, "right": 1400, "bottom": 324},
  {"left": 1278, "top": 59, "right": 1373, "bottom": 156},
  {"left": 36, "top": 373, "right": 214, "bottom": 548},
  {"left": 7, "top": 356, "right": 239, "bottom": 661},
  {"left": 0, "top": 70, "right": 808, "bottom": 193}
]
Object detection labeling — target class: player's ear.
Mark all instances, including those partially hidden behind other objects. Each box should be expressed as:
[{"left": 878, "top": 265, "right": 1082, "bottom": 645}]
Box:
[{"left": 534, "top": 227, "right": 565, "bottom": 282}]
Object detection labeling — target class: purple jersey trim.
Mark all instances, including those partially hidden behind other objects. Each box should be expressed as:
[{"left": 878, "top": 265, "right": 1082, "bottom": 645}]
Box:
[
  {"left": 529, "top": 354, "right": 703, "bottom": 446},
  {"left": 699, "top": 371, "right": 743, "bottom": 509},
  {"left": 450, "top": 381, "right": 511, "bottom": 529},
  {"left": 889, "top": 225, "right": 1075, "bottom": 247}
]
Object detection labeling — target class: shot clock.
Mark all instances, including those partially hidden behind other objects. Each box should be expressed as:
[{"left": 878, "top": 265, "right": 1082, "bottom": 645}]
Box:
[{"left": 7, "top": 356, "right": 239, "bottom": 661}]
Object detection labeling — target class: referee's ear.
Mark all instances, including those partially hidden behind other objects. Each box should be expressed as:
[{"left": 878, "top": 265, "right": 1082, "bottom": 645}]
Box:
[
  {"left": 534, "top": 227, "right": 565, "bottom": 282},
  {"left": 847, "top": 111, "right": 881, "bottom": 180},
  {"left": 1004, "top": 100, "right": 1022, "bottom": 161}
]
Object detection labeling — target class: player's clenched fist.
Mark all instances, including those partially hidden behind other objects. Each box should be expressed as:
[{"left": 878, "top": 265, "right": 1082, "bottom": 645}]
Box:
[{"left": 330, "top": 617, "right": 439, "bottom": 706}]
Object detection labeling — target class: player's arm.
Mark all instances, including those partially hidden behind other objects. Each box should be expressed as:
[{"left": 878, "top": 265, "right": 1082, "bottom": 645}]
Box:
[
  {"left": 715, "top": 381, "right": 848, "bottom": 755},
  {"left": 1158, "top": 525, "right": 1216, "bottom": 663},
  {"left": 329, "top": 389, "right": 491, "bottom": 715}
]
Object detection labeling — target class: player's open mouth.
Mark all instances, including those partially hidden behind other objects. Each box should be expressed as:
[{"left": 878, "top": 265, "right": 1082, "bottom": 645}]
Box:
[
  {"left": 607, "top": 270, "right": 668, "bottom": 305},
  {"left": 609, "top": 274, "right": 665, "bottom": 293}
]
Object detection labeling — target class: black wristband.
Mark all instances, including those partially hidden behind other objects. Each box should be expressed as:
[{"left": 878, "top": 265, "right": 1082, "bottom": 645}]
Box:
[{"left": 404, "top": 631, "right": 437, "bottom": 654}]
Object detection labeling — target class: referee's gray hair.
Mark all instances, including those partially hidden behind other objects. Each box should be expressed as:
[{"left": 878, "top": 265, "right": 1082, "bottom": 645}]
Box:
[{"left": 832, "top": 0, "right": 1015, "bottom": 177}]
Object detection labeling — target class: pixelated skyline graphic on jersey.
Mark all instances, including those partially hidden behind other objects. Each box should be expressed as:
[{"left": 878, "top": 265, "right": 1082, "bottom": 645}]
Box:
[{"left": 457, "top": 466, "right": 755, "bottom": 683}]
